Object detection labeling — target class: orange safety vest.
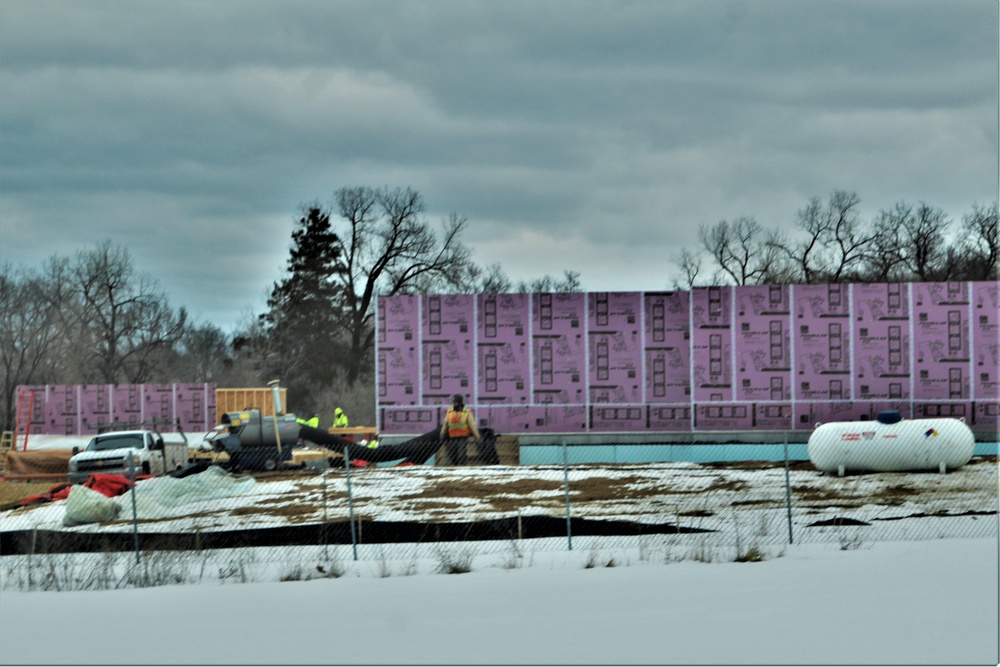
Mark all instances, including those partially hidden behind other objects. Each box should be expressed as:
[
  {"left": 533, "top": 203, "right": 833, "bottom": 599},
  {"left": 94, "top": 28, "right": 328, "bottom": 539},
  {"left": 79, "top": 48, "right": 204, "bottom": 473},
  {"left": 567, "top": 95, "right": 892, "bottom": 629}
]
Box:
[{"left": 445, "top": 407, "right": 472, "bottom": 437}]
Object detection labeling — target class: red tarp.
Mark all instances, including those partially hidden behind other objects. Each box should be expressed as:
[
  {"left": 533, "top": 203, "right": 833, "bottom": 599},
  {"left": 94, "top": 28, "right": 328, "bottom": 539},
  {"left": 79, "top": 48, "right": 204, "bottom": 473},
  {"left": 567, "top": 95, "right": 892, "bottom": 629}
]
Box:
[{"left": 15, "top": 473, "right": 150, "bottom": 507}]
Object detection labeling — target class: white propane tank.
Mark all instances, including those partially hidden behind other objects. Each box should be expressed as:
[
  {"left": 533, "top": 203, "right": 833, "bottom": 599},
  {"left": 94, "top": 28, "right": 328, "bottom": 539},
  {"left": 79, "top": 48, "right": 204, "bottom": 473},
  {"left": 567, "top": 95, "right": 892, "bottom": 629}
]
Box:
[{"left": 807, "top": 411, "right": 975, "bottom": 476}]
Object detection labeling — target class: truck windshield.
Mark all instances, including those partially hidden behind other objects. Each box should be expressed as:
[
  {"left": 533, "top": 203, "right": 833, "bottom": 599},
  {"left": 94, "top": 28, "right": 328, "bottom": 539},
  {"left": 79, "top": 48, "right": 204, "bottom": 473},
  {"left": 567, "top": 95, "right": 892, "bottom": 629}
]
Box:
[{"left": 86, "top": 435, "right": 145, "bottom": 451}]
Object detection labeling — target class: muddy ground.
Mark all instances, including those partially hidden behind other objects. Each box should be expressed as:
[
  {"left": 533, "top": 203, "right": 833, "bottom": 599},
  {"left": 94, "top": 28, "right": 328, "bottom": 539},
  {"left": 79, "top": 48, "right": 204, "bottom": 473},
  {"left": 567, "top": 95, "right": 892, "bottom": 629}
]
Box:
[{"left": 3, "top": 455, "right": 995, "bottom": 532}]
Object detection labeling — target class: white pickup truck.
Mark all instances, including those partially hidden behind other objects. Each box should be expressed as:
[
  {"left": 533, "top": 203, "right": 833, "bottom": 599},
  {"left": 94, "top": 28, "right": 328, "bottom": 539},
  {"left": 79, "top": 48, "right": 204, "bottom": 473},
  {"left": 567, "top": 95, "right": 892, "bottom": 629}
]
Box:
[{"left": 68, "top": 429, "right": 189, "bottom": 484}]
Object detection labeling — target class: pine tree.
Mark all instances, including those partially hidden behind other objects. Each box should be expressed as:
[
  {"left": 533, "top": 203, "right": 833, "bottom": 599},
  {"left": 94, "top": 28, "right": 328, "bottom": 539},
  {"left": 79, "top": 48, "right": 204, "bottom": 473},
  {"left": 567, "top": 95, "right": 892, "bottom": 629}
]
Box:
[{"left": 258, "top": 206, "right": 346, "bottom": 414}]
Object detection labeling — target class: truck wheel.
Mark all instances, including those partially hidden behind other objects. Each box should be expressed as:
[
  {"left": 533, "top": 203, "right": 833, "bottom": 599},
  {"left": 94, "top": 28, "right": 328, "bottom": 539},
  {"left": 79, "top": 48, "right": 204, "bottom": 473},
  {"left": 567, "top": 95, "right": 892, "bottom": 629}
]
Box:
[{"left": 264, "top": 458, "right": 277, "bottom": 471}]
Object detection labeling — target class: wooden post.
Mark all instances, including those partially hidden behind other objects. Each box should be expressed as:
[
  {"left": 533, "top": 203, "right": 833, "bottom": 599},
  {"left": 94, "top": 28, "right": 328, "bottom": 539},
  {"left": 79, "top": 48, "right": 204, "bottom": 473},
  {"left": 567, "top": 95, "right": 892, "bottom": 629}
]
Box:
[
  {"left": 268, "top": 380, "right": 283, "bottom": 460},
  {"left": 13, "top": 387, "right": 25, "bottom": 451},
  {"left": 22, "top": 390, "right": 35, "bottom": 452}
]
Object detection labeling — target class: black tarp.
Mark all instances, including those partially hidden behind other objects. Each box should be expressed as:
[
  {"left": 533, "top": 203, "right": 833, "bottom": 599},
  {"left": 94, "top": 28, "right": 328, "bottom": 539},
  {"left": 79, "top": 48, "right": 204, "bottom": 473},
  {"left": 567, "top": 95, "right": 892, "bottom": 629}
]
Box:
[
  {"left": 298, "top": 426, "right": 500, "bottom": 466},
  {"left": 298, "top": 425, "right": 440, "bottom": 464}
]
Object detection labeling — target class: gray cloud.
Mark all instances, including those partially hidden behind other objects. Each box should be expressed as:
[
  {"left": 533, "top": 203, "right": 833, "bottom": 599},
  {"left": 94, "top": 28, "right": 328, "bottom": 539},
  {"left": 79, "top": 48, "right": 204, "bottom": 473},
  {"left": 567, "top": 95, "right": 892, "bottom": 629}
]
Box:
[{"left": 1, "top": 0, "right": 996, "bottom": 333}]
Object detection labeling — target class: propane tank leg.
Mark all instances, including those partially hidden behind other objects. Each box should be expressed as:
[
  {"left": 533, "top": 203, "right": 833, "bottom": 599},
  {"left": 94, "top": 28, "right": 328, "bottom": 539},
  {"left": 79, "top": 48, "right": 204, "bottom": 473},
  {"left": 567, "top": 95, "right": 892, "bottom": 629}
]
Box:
[
  {"left": 837, "top": 464, "right": 845, "bottom": 477},
  {"left": 939, "top": 461, "right": 947, "bottom": 474}
]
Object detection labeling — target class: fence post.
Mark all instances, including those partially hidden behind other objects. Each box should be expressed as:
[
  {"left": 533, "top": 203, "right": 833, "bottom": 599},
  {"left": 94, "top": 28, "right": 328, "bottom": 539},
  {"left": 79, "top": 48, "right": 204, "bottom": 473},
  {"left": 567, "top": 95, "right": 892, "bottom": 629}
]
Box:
[
  {"left": 562, "top": 439, "right": 573, "bottom": 551},
  {"left": 322, "top": 469, "right": 329, "bottom": 562},
  {"left": 344, "top": 445, "right": 358, "bottom": 561},
  {"left": 783, "top": 435, "right": 794, "bottom": 544},
  {"left": 128, "top": 455, "right": 140, "bottom": 565}
]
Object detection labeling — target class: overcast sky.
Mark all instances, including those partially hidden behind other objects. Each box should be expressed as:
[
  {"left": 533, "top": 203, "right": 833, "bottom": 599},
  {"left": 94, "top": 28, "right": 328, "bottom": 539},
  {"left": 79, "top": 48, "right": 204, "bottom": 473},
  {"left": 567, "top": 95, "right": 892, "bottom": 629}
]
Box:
[{"left": 1, "top": 0, "right": 997, "bottom": 334}]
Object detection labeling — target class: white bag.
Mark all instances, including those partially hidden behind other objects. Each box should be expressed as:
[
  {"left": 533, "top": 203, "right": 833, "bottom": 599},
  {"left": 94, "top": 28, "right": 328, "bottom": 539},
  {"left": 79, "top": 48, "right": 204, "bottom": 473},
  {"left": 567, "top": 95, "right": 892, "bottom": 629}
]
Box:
[{"left": 63, "top": 484, "right": 122, "bottom": 526}]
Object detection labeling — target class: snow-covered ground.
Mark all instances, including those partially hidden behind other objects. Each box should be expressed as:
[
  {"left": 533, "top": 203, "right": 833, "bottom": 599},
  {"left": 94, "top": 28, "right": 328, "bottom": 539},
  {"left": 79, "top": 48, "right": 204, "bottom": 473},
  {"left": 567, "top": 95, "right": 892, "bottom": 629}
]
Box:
[
  {"left": 0, "top": 536, "right": 996, "bottom": 666},
  {"left": 2, "top": 434, "right": 998, "bottom": 665},
  {"left": 4, "top": 455, "right": 997, "bottom": 551}
]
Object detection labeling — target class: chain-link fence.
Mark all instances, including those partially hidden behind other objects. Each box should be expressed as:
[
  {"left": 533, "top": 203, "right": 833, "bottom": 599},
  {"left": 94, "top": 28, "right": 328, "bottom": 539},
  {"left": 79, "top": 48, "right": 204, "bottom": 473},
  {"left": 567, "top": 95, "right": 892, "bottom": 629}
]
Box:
[{"left": 1, "top": 435, "right": 997, "bottom": 591}]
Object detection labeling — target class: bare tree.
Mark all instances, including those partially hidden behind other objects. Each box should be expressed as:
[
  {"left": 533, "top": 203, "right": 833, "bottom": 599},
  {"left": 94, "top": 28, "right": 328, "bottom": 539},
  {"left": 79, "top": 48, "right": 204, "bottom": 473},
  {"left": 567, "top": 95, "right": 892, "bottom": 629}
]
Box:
[
  {"left": 698, "top": 216, "right": 788, "bottom": 285},
  {"left": 0, "top": 263, "right": 65, "bottom": 430},
  {"left": 457, "top": 263, "right": 582, "bottom": 294},
  {"left": 515, "top": 270, "right": 582, "bottom": 293},
  {"left": 780, "top": 196, "right": 826, "bottom": 283},
  {"left": 776, "top": 191, "right": 873, "bottom": 283},
  {"left": 894, "top": 203, "right": 951, "bottom": 281},
  {"left": 458, "top": 262, "right": 513, "bottom": 293},
  {"left": 332, "top": 187, "right": 475, "bottom": 384},
  {"left": 72, "top": 240, "right": 187, "bottom": 383},
  {"left": 164, "top": 322, "right": 232, "bottom": 382},
  {"left": 675, "top": 191, "right": 992, "bottom": 285},
  {"left": 229, "top": 310, "right": 278, "bottom": 387},
  {"left": 862, "top": 204, "right": 910, "bottom": 282},
  {"left": 699, "top": 217, "right": 754, "bottom": 285},
  {"left": 670, "top": 247, "right": 704, "bottom": 289},
  {"left": 785, "top": 196, "right": 824, "bottom": 283},
  {"left": 957, "top": 202, "right": 999, "bottom": 280},
  {"left": 822, "top": 191, "right": 874, "bottom": 282}
]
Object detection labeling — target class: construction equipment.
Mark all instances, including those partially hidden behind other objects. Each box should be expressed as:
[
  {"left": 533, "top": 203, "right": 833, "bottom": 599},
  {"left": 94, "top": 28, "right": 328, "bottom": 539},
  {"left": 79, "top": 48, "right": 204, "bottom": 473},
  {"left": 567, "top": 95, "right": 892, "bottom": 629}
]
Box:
[{"left": 206, "top": 409, "right": 300, "bottom": 472}]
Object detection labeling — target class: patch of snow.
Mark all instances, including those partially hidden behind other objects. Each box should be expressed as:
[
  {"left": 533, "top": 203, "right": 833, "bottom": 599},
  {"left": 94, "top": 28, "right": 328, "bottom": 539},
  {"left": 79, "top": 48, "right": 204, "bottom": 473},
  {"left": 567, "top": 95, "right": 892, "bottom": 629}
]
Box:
[{"left": 0, "top": 537, "right": 995, "bottom": 665}]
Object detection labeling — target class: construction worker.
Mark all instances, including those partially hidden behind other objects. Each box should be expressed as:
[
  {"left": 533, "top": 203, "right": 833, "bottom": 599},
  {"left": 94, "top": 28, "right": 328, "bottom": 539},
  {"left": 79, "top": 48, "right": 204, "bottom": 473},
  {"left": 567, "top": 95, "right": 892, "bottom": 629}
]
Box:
[
  {"left": 332, "top": 407, "right": 349, "bottom": 429},
  {"left": 296, "top": 413, "right": 319, "bottom": 428},
  {"left": 439, "top": 394, "right": 480, "bottom": 465}
]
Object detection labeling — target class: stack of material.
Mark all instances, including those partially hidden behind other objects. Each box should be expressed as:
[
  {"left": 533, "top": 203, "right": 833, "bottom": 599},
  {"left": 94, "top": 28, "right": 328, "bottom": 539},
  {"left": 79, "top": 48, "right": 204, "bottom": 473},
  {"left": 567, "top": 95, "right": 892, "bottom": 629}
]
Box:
[
  {"left": 1, "top": 449, "right": 73, "bottom": 481},
  {"left": 291, "top": 447, "right": 342, "bottom": 465},
  {"left": 436, "top": 435, "right": 520, "bottom": 466}
]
